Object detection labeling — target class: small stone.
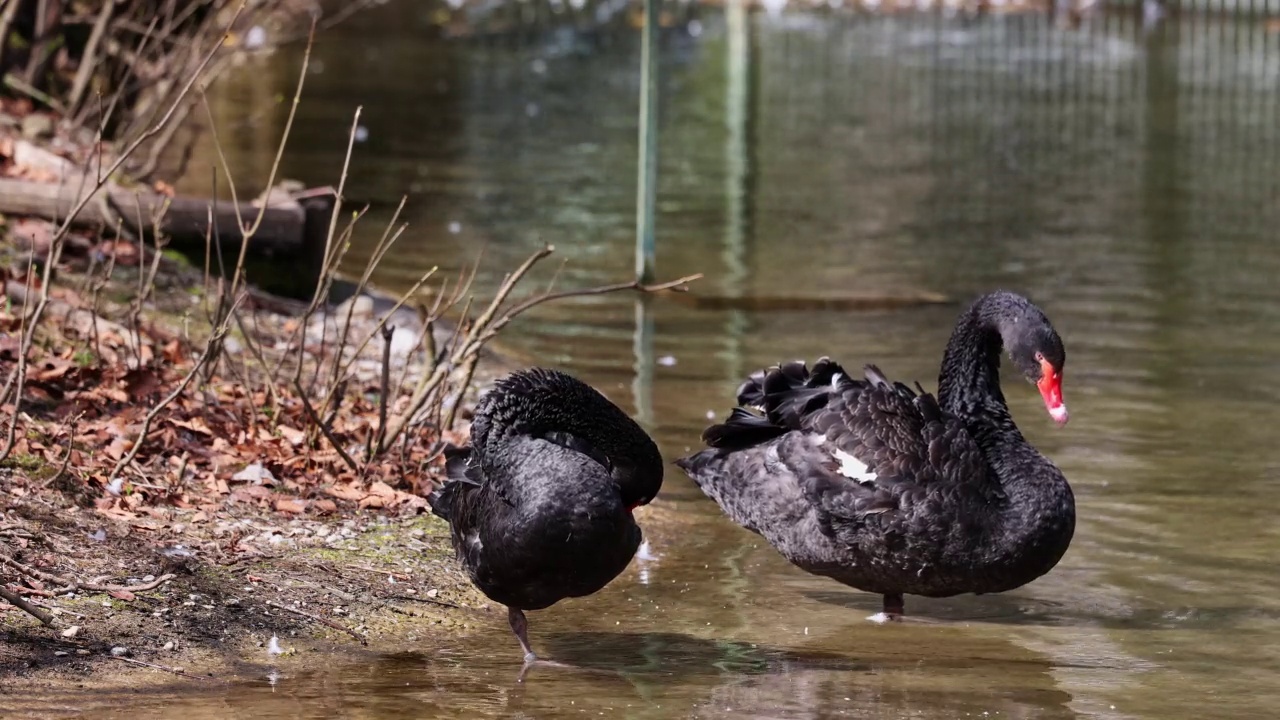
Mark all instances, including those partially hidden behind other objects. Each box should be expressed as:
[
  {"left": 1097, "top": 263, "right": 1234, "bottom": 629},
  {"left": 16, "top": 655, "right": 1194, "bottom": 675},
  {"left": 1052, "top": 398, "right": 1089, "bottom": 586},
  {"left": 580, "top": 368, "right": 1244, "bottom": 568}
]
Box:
[
  {"left": 75, "top": 649, "right": 90, "bottom": 656},
  {"left": 224, "top": 598, "right": 240, "bottom": 607},
  {"left": 163, "top": 641, "right": 175, "bottom": 651},
  {"left": 61, "top": 626, "right": 80, "bottom": 638},
  {"left": 110, "top": 646, "right": 130, "bottom": 657},
  {"left": 54, "top": 651, "right": 68, "bottom": 657},
  {"left": 426, "top": 588, "right": 439, "bottom": 598}
]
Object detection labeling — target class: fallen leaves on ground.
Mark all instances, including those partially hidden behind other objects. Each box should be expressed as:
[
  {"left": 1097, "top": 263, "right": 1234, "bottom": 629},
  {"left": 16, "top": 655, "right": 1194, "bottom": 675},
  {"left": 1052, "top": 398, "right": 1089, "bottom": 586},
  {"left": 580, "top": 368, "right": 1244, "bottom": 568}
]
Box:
[{"left": 0, "top": 258, "right": 453, "bottom": 563}]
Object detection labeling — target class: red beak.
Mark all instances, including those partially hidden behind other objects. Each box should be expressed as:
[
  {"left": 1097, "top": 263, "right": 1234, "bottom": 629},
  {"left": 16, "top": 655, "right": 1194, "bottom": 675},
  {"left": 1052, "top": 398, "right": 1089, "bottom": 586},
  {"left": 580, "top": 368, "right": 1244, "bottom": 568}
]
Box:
[{"left": 1036, "top": 358, "right": 1068, "bottom": 426}]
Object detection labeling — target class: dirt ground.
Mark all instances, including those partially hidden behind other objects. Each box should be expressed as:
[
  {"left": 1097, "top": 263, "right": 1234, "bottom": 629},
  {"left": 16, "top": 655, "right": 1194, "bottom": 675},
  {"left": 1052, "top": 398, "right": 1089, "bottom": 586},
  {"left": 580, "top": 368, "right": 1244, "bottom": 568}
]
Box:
[
  {"left": 0, "top": 499, "right": 493, "bottom": 694},
  {"left": 0, "top": 238, "right": 517, "bottom": 695}
]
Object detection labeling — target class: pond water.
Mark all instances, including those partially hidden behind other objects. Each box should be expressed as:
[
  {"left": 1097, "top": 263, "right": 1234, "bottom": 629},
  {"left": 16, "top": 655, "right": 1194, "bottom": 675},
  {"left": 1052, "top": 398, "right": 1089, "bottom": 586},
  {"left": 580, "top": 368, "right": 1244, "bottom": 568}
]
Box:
[{"left": 43, "top": 2, "right": 1280, "bottom": 717}]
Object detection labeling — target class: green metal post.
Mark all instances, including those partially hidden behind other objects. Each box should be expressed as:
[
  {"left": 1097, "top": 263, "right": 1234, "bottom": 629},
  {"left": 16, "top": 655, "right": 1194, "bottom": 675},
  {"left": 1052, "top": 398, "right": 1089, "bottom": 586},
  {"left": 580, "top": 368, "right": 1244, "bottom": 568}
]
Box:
[
  {"left": 630, "top": 0, "right": 661, "bottom": 426},
  {"left": 635, "top": 0, "right": 660, "bottom": 283}
]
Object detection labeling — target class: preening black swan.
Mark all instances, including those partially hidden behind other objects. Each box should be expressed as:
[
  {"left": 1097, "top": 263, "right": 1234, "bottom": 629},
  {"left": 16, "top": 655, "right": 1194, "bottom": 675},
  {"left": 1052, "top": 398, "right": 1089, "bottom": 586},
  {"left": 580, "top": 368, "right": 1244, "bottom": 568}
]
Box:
[
  {"left": 676, "top": 291, "right": 1074, "bottom": 619},
  {"left": 428, "top": 368, "right": 664, "bottom": 662}
]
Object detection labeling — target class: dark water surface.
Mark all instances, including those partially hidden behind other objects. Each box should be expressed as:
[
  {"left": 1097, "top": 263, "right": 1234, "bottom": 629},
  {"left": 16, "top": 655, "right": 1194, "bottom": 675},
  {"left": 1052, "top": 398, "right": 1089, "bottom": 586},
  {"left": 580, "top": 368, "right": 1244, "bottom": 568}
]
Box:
[{"left": 36, "top": 2, "right": 1280, "bottom": 717}]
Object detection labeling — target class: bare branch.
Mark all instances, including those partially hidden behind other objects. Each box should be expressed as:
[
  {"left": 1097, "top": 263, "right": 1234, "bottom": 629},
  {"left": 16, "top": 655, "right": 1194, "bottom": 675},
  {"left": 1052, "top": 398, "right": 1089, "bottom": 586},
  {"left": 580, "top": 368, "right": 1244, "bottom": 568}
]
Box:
[{"left": 0, "top": 585, "right": 55, "bottom": 627}]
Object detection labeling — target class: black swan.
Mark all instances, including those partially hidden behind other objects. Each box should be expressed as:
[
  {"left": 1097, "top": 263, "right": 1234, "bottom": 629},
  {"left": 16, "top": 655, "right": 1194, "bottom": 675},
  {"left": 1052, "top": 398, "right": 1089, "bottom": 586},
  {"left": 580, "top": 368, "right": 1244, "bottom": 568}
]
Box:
[
  {"left": 675, "top": 291, "right": 1074, "bottom": 620},
  {"left": 428, "top": 368, "right": 664, "bottom": 662}
]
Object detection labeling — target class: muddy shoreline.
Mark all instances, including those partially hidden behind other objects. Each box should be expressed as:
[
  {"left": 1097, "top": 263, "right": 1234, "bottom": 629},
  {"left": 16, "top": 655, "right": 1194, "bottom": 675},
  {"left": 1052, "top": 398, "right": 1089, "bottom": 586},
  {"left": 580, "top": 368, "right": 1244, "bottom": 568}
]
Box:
[{"left": 0, "top": 250, "right": 530, "bottom": 702}]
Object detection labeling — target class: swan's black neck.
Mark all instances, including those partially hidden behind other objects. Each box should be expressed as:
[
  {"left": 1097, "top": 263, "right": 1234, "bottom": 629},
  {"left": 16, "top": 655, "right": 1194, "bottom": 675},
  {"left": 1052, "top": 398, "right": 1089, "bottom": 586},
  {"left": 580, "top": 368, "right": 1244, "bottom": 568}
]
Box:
[
  {"left": 935, "top": 293, "right": 1073, "bottom": 548},
  {"left": 936, "top": 293, "right": 1025, "bottom": 453}
]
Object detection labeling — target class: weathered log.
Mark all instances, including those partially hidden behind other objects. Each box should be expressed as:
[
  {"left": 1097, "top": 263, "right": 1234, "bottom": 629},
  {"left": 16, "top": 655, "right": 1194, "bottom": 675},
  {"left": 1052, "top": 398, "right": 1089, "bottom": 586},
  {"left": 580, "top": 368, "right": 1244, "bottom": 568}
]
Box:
[{"left": 0, "top": 176, "right": 306, "bottom": 256}]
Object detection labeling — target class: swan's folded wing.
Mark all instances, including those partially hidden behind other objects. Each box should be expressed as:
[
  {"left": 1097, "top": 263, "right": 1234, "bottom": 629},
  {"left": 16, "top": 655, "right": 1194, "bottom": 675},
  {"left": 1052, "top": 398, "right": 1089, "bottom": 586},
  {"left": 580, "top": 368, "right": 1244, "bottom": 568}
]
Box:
[{"left": 796, "top": 367, "right": 990, "bottom": 529}]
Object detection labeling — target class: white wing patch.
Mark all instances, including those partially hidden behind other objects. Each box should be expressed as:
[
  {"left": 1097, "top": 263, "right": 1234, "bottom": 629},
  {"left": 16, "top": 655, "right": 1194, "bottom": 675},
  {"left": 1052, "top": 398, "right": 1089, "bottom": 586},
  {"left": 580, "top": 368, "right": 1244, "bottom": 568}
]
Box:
[
  {"left": 831, "top": 372, "right": 843, "bottom": 389},
  {"left": 833, "top": 448, "right": 877, "bottom": 484}
]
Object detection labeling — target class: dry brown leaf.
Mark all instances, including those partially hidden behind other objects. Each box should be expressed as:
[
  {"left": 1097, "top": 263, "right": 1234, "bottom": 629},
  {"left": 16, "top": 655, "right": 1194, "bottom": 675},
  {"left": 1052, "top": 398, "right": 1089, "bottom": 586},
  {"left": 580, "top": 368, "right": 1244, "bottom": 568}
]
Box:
[
  {"left": 368, "top": 481, "right": 397, "bottom": 500},
  {"left": 277, "top": 425, "right": 306, "bottom": 447},
  {"left": 274, "top": 498, "right": 307, "bottom": 514},
  {"left": 122, "top": 369, "right": 164, "bottom": 400},
  {"left": 171, "top": 417, "right": 213, "bottom": 436},
  {"left": 105, "top": 437, "right": 132, "bottom": 461},
  {"left": 323, "top": 484, "right": 365, "bottom": 502},
  {"left": 32, "top": 357, "right": 75, "bottom": 382},
  {"left": 108, "top": 589, "right": 136, "bottom": 601},
  {"left": 358, "top": 494, "right": 386, "bottom": 509},
  {"left": 228, "top": 488, "right": 270, "bottom": 506},
  {"left": 161, "top": 339, "right": 186, "bottom": 364}
]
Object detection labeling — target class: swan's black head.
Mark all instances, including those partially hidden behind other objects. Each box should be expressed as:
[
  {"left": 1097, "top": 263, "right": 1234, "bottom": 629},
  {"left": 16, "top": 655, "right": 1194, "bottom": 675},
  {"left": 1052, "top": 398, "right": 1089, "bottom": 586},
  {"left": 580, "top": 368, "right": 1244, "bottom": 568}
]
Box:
[{"left": 1002, "top": 301, "right": 1068, "bottom": 426}]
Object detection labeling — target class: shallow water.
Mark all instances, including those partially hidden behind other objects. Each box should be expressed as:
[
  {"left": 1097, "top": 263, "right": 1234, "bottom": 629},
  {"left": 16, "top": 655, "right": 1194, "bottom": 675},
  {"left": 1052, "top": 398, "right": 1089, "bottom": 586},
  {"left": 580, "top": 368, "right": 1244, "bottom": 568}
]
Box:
[{"left": 43, "top": 2, "right": 1280, "bottom": 717}]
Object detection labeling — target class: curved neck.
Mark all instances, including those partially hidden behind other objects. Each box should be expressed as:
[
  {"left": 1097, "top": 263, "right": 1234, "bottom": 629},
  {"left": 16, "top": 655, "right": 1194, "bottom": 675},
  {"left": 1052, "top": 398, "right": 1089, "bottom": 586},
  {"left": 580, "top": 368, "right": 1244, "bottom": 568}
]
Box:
[
  {"left": 936, "top": 298, "right": 1023, "bottom": 454},
  {"left": 935, "top": 295, "right": 1073, "bottom": 543}
]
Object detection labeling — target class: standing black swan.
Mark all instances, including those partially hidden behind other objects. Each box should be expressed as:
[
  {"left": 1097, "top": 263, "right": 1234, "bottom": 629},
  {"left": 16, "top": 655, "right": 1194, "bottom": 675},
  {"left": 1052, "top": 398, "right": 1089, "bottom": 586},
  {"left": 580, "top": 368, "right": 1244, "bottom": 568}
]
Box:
[
  {"left": 428, "top": 368, "right": 664, "bottom": 662},
  {"left": 676, "top": 291, "right": 1074, "bottom": 619}
]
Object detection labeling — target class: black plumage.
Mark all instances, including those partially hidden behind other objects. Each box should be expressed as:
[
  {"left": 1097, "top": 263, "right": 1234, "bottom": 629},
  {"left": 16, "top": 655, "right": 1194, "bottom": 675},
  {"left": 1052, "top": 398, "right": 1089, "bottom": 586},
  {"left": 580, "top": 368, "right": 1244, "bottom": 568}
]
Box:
[
  {"left": 427, "top": 368, "right": 664, "bottom": 661},
  {"left": 676, "top": 291, "right": 1075, "bottom": 618}
]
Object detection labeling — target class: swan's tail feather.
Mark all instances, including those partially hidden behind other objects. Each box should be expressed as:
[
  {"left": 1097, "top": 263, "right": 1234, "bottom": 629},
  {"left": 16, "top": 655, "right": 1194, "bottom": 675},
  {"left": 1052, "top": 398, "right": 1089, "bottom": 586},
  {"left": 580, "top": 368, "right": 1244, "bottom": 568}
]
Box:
[
  {"left": 702, "top": 407, "right": 788, "bottom": 449},
  {"left": 701, "top": 356, "right": 868, "bottom": 454}
]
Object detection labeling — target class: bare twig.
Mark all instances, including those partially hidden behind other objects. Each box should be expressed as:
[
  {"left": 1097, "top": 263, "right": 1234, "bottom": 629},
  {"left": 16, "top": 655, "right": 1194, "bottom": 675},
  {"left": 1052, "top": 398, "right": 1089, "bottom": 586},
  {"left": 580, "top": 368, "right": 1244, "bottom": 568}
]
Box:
[
  {"left": 0, "top": 585, "right": 55, "bottom": 627},
  {"left": 56, "top": 1, "right": 246, "bottom": 244},
  {"left": 239, "top": 18, "right": 317, "bottom": 241},
  {"left": 475, "top": 271, "right": 703, "bottom": 348},
  {"left": 106, "top": 294, "right": 244, "bottom": 485},
  {"left": 264, "top": 600, "right": 366, "bottom": 645},
  {"left": 441, "top": 353, "right": 479, "bottom": 433},
  {"left": 67, "top": 0, "right": 117, "bottom": 115},
  {"left": 45, "top": 414, "right": 80, "bottom": 487},
  {"left": 100, "top": 574, "right": 176, "bottom": 593},
  {"left": 0, "top": 236, "right": 66, "bottom": 465},
  {"left": 372, "top": 325, "right": 395, "bottom": 461},
  {"left": 380, "top": 593, "right": 463, "bottom": 610},
  {"left": 294, "top": 379, "right": 358, "bottom": 473},
  {"left": 0, "top": 552, "right": 175, "bottom": 594},
  {"left": 0, "top": 554, "right": 64, "bottom": 587},
  {"left": 376, "top": 246, "right": 700, "bottom": 454},
  {"left": 0, "top": 0, "right": 22, "bottom": 74},
  {"left": 110, "top": 655, "right": 221, "bottom": 682}
]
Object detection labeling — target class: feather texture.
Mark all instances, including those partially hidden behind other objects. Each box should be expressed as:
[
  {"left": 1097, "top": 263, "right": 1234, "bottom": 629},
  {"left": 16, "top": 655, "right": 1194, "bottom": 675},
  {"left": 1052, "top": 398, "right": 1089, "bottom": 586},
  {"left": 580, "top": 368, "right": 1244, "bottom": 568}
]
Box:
[
  {"left": 677, "top": 292, "right": 1075, "bottom": 608},
  {"left": 426, "top": 368, "right": 664, "bottom": 612}
]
